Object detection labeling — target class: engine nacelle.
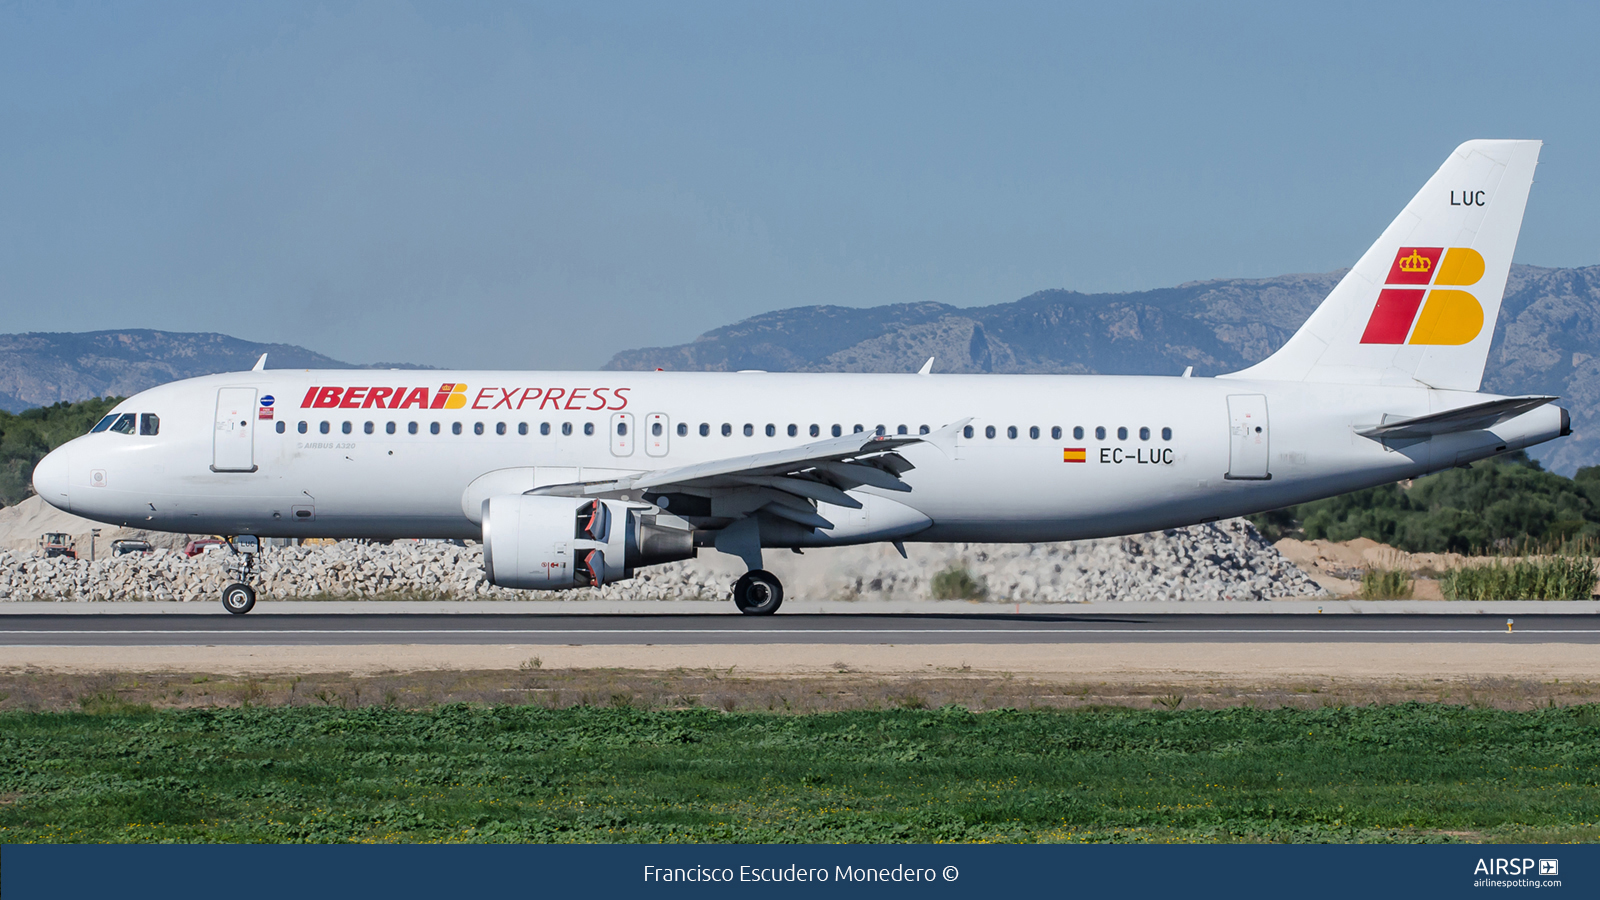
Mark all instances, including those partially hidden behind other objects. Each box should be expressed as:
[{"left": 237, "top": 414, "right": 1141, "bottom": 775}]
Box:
[{"left": 481, "top": 495, "right": 695, "bottom": 590}]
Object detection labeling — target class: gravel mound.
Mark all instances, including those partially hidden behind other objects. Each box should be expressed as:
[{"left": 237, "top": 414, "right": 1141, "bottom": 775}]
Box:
[{"left": 0, "top": 518, "right": 1323, "bottom": 603}]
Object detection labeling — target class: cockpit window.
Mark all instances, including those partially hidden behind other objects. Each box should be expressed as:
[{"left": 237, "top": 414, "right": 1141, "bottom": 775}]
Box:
[
  {"left": 139, "top": 414, "right": 159, "bottom": 436},
  {"left": 90, "top": 414, "right": 118, "bottom": 433},
  {"left": 108, "top": 414, "right": 136, "bottom": 435}
]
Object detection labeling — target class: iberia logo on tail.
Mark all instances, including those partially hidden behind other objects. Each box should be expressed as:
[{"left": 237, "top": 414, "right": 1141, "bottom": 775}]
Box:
[{"left": 1359, "top": 246, "right": 1486, "bottom": 345}]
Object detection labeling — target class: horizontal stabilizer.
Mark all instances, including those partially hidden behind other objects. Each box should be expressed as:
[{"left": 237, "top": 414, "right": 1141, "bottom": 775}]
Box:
[{"left": 1356, "top": 395, "right": 1556, "bottom": 440}]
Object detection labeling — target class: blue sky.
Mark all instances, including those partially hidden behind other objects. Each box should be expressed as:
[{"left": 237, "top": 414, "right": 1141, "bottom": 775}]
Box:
[{"left": 2, "top": 1, "right": 1596, "bottom": 369}]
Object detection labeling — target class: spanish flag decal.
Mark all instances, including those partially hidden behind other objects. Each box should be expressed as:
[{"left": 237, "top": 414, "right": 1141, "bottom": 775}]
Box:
[{"left": 1063, "top": 448, "right": 1086, "bottom": 463}]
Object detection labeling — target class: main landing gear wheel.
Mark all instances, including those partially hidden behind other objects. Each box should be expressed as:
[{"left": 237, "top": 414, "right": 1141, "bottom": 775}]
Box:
[
  {"left": 221, "top": 582, "right": 256, "bottom": 615},
  {"left": 732, "top": 569, "right": 783, "bottom": 615}
]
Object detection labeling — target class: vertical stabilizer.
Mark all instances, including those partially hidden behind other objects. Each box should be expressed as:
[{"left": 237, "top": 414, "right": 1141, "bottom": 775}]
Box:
[{"left": 1223, "top": 140, "right": 1540, "bottom": 391}]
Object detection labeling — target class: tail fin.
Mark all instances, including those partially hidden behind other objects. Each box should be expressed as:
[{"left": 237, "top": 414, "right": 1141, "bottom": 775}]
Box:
[{"left": 1223, "top": 140, "right": 1541, "bottom": 391}]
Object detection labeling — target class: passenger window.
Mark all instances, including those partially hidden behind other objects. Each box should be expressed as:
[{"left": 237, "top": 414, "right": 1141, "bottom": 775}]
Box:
[
  {"left": 452, "top": 423, "right": 463, "bottom": 435},
  {"left": 1006, "top": 426, "right": 1017, "bottom": 439},
  {"left": 343, "top": 422, "right": 353, "bottom": 435},
  {"left": 276, "top": 421, "right": 286, "bottom": 434},
  {"left": 963, "top": 425, "right": 974, "bottom": 439},
  {"left": 90, "top": 414, "right": 118, "bottom": 433},
  {"left": 765, "top": 424, "right": 775, "bottom": 437},
  {"left": 919, "top": 425, "right": 930, "bottom": 435},
  {"left": 583, "top": 423, "right": 595, "bottom": 436},
  {"left": 700, "top": 423, "right": 710, "bottom": 437},
  {"left": 722, "top": 423, "right": 732, "bottom": 437},
  {"left": 387, "top": 422, "right": 397, "bottom": 435},
  {"left": 676, "top": 423, "right": 687, "bottom": 437},
  {"left": 561, "top": 423, "right": 572, "bottom": 436},
  {"left": 787, "top": 424, "right": 797, "bottom": 437},
  {"left": 1117, "top": 426, "right": 1128, "bottom": 440},
  {"left": 497, "top": 423, "right": 507, "bottom": 436},
  {"left": 985, "top": 425, "right": 996, "bottom": 439},
  {"left": 541, "top": 423, "right": 551, "bottom": 436},
  {"left": 617, "top": 422, "right": 628, "bottom": 436},
  {"left": 1162, "top": 427, "right": 1173, "bottom": 441},
  {"left": 430, "top": 422, "right": 441, "bottom": 435},
  {"left": 1139, "top": 426, "right": 1150, "bottom": 441},
  {"left": 897, "top": 425, "right": 907, "bottom": 435},
  {"left": 139, "top": 413, "right": 159, "bottom": 436},
  {"left": 1094, "top": 426, "right": 1105, "bottom": 440},
  {"left": 321, "top": 421, "right": 331, "bottom": 435},
  {"left": 363, "top": 421, "right": 374, "bottom": 435},
  {"left": 409, "top": 422, "right": 419, "bottom": 435},
  {"left": 653, "top": 422, "right": 663, "bottom": 437},
  {"left": 810, "top": 425, "right": 820, "bottom": 437},
  {"left": 832, "top": 425, "right": 842, "bottom": 437},
  {"left": 518, "top": 423, "right": 528, "bottom": 436},
  {"left": 875, "top": 425, "right": 886, "bottom": 436},
  {"left": 1051, "top": 426, "right": 1062, "bottom": 440},
  {"left": 1029, "top": 426, "right": 1039, "bottom": 439},
  {"left": 299, "top": 421, "right": 308, "bottom": 434},
  {"left": 109, "top": 414, "right": 136, "bottom": 434},
  {"left": 853, "top": 425, "right": 864, "bottom": 433},
  {"left": 744, "top": 424, "right": 754, "bottom": 437},
  {"left": 473, "top": 423, "right": 484, "bottom": 435},
  {"left": 1074, "top": 426, "right": 1084, "bottom": 440}
]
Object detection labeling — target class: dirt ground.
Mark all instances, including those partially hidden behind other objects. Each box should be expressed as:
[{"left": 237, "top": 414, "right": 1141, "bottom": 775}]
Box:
[{"left": 2, "top": 664, "right": 1593, "bottom": 714}]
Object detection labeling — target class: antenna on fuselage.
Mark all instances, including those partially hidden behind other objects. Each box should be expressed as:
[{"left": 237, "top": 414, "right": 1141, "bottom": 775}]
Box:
[
  {"left": 917, "top": 357, "right": 935, "bottom": 375},
  {"left": 252, "top": 353, "right": 268, "bottom": 372}
]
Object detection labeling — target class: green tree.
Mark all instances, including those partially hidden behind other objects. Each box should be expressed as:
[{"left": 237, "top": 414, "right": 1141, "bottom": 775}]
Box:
[
  {"left": 1250, "top": 452, "right": 1600, "bottom": 554},
  {"left": 0, "top": 398, "right": 123, "bottom": 506}
]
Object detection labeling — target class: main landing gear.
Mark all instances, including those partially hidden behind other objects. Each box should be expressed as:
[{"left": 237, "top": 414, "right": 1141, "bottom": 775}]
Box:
[
  {"left": 220, "top": 535, "right": 260, "bottom": 615},
  {"left": 732, "top": 569, "right": 783, "bottom": 615}
]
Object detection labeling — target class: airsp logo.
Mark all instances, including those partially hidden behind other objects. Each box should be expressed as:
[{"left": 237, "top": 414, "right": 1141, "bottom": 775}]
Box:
[{"left": 1473, "top": 858, "right": 1551, "bottom": 876}]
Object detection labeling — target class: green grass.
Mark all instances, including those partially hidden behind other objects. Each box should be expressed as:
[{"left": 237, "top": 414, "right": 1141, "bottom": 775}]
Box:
[
  {"left": 1358, "top": 568, "right": 1414, "bottom": 600},
  {"left": 930, "top": 566, "right": 987, "bottom": 600},
  {"left": 1442, "top": 557, "right": 1599, "bottom": 601},
  {"left": 1, "top": 704, "right": 1597, "bottom": 844}
]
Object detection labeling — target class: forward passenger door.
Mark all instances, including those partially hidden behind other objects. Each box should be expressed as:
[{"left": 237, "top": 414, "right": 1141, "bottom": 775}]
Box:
[{"left": 212, "top": 387, "right": 258, "bottom": 473}]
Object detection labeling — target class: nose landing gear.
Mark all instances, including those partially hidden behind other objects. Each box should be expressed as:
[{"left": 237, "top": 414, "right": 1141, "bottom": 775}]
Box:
[
  {"left": 220, "top": 535, "right": 260, "bottom": 615},
  {"left": 732, "top": 569, "right": 783, "bottom": 615}
]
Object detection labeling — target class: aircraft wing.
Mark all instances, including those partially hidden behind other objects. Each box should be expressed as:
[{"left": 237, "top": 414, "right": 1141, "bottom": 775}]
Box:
[
  {"left": 531, "top": 421, "right": 964, "bottom": 531},
  {"left": 1357, "top": 395, "right": 1557, "bottom": 440}
]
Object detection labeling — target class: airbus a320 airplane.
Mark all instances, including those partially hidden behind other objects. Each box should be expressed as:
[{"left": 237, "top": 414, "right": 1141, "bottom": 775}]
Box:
[{"left": 32, "top": 140, "right": 1566, "bottom": 615}]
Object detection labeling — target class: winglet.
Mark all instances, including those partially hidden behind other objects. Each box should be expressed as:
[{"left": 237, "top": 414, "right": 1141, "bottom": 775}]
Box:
[
  {"left": 252, "top": 353, "right": 268, "bottom": 372},
  {"left": 920, "top": 417, "right": 971, "bottom": 459},
  {"left": 917, "top": 357, "right": 935, "bottom": 375}
]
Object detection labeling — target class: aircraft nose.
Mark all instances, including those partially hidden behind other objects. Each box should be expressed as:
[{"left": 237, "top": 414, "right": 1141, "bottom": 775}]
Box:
[{"left": 32, "top": 445, "right": 71, "bottom": 512}]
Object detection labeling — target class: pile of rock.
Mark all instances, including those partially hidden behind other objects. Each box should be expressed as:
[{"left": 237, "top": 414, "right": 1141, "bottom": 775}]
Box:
[{"left": 0, "top": 517, "right": 1323, "bottom": 603}]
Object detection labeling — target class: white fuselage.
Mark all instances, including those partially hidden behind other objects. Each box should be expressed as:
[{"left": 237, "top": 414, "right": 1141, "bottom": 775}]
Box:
[{"left": 32, "top": 369, "right": 1566, "bottom": 547}]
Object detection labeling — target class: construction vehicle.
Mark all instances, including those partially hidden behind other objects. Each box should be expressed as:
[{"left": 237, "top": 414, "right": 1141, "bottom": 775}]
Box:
[{"left": 39, "top": 532, "right": 76, "bottom": 559}]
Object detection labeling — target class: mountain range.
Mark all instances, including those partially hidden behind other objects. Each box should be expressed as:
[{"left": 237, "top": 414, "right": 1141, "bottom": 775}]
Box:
[
  {"left": 605, "top": 264, "right": 1600, "bottom": 475},
  {"left": 2, "top": 263, "right": 1593, "bottom": 473},
  {"left": 0, "top": 330, "right": 406, "bottom": 413}
]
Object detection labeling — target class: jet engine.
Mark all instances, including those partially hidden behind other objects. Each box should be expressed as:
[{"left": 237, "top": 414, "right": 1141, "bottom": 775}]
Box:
[{"left": 481, "top": 495, "right": 695, "bottom": 590}]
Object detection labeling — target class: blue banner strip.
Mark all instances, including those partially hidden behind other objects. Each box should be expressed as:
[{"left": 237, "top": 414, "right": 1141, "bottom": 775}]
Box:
[{"left": 3, "top": 843, "right": 1594, "bottom": 899}]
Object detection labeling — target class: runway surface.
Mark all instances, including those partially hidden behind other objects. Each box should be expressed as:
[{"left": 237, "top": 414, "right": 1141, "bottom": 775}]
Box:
[{"left": 0, "top": 613, "right": 1596, "bottom": 646}]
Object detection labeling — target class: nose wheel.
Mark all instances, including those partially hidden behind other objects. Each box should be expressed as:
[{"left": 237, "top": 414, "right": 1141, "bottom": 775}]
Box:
[
  {"left": 732, "top": 569, "right": 783, "bottom": 615},
  {"left": 221, "top": 582, "right": 256, "bottom": 615},
  {"left": 220, "top": 536, "right": 260, "bottom": 614}
]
